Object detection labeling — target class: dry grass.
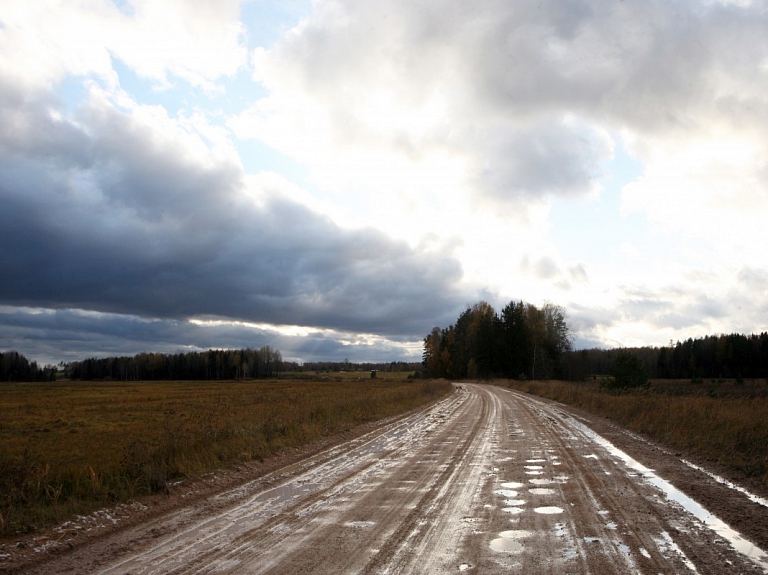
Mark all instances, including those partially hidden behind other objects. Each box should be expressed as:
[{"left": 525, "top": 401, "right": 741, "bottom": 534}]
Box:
[
  {"left": 0, "top": 377, "right": 451, "bottom": 537},
  {"left": 499, "top": 379, "right": 768, "bottom": 490}
]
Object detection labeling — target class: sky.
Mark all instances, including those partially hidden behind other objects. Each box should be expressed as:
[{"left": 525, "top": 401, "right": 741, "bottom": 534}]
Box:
[{"left": 1, "top": 0, "right": 768, "bottom": 366}]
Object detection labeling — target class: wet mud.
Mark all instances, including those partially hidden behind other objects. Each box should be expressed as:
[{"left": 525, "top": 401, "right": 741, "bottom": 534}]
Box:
[{"left": 3, "top": 384, "right": 768, "bottom": 574}]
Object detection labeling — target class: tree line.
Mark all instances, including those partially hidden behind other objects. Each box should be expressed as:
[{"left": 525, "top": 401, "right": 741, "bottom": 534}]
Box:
[
  {"left": 282, "top": 360, "right": 422, "bottom": 373},
  {"left": 0, "top": 351, "right": 57, "bottom": 382},
  {"left": 422, "top": 301, "right": 572, "bottom": 380},
  {"left": 66, "top": 346, "right": 283, "bottom": 381},
  {"left": 562, "top": 333, "right": 768, "bottom": 381}
]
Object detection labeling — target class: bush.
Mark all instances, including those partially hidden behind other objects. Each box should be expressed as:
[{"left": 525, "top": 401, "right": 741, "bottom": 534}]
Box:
[{"left": 601, "top": 351, "right": 648, "bottom": 391}]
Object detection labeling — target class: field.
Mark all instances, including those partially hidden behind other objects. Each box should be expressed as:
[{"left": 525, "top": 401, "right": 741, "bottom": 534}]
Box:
[
  {"left": 0, "top": 375, "right": 451, "bottom": 537},
  {"left": 500, "top": 378, "right": 768, "bottom": 491}
]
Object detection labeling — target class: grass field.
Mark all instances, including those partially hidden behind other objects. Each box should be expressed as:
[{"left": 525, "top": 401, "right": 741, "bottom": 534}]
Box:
[
  {"left": 500, "top": 378, "right": 768, "bottom": 491},
  {"left": 0, "top": 376, "right": 451, "bottom": 537}
]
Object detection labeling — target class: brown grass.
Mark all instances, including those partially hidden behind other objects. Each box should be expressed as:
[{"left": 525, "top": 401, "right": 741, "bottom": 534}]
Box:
[
  {"left": 0, "top": 377, "right": 451, "bottom": 537},
  {"left": 499, "top": 379, "right": 768, "bottom": 490}
]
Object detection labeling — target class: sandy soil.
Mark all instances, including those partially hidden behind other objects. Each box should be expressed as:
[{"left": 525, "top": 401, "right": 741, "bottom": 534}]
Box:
[{"left": 2, "top": 383, "right": 767, "bottom": 574}]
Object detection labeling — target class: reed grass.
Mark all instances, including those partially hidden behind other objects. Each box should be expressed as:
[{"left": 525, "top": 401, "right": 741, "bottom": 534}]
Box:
[
  {"left": 501, "top": 379, "right": 768, "bottom": 490},
  {"left": 0, "top": 377, "right": 451, "bottom": 537}
]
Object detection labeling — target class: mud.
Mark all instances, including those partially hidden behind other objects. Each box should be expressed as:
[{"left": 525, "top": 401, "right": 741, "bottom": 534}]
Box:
[{"left": 2, "top": 383, "right": 767, "bottom": 574}]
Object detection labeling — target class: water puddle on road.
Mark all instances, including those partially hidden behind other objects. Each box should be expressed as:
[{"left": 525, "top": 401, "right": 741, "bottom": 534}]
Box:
[
  {"left": 524, "top": 465, "right": 544, "bottom": 470},
  {"left": 502, "top": 507, "right": 524, "bottom": 515},
  {"left": 490, "top": 530, "right": 532, "bottom": 553},
  {"left": 529, "top": 478, "right": 553, "bottom": 485},
  {"left": 495, "top": 489, "right": 518, "bottom": 498},
  {"left": 529, "top": 488, "right": 556, "bottom": 495},
  {"left": 500, "top": 482, "right": 525, "bottom": 489},
  {"left": 503, "top": 500, "right": 526, "bottom": 507},
  {"left": 345, "top": 521, "right": 375, "bottom": 528},
  {"left": 570, "top": 417, "right": 768, "bottom": 572},
  {"left": 534, "top": 506, "right": 564, "bottom": 515},
  {"left": 525, "top": 470, "right": 543, "bottom": 475}
]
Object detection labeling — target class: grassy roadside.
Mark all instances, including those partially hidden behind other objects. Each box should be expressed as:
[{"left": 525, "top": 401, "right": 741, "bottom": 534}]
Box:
[
  {"left": 0, "top": 377, "right": 451, "bottom": 537},
  {"left": 496, "top": 379, "right": 768, "bottom": 491}
]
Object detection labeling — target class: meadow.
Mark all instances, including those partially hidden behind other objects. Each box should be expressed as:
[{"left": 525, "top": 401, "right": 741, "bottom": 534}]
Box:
[
  {"left": 0, "top": 375, "right": 451, "bottom": 537},
  {"left": 501, "top": 378, "right": 768, "bottom": 491}
]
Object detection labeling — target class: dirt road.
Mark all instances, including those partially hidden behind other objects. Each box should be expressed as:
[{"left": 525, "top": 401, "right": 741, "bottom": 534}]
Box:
[{"left": 11, "top": 384, "right": 768, "bottom": 574}]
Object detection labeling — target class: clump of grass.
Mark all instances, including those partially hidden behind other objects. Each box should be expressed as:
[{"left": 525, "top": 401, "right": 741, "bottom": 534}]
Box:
[
  {"left": 0, "top": 378, "right": 451, "bottom": 537},
  {"left": 500, "top": 379, "right": 768, "bottom": 490}
]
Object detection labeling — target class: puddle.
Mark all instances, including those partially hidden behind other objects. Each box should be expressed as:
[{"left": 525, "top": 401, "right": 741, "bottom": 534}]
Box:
[
  {"left": 554, "top": 523, "right": 568, "bottom": 538},
  {"left": 640, "top": 547, "right": 651, "bottom": 559},
  {"left": 524, "top": 465, "right": 544, "bottom": 470},
  {"left": 490, "top": 538, "right": 523, "bottom": 553},
  {"left": 502, "top": 507, "right": 524, "bottom": 515},
  {"left": 490, "top": 530, "right": 532, "bottom": 553},
  {"left": 529, "top": 478, "right": 553, "bottom": 485},
  {"left": 654, "top": 531, "right": 699, "bottom": 573},
  {"left": 499, "top": 529, "right": 532, "bottom": 539},
  {"left": 585, "top": 454, "right": 598, "bottom": 459},
  {"left": 570, "top": 419, "right": 768, "bottom": 571},
  {"left": 529, "top": 488, "right": 556, "bottom": 495},
  {"left": 345, "top": 521, "right": 375, "bottom": 528},
  {"left": 458, "top": 564, "right": 472, "bottom": 571},
  {"left": 618, "top": 543, "right": 631, "bottom": 556},
  {"left": 682, "top": 459, "right": 768, "bottom": 509},
  {"left": 500, "top": 482, "right": 525, "bottom": 489},
  {"left": 503, "top": 499, "right": 526, "bottom": 506},
  {"left": 495, "top": 489, "right": 518, "bottom": 498},
  {"left": 534, "top": 506, "right": 564, "bottom": 514},
  {"left": 525, "top": 470, "right": 543, "bottom": 475},
  {"left": 526, "top": 459, "right": 546, "bottom": 463}
]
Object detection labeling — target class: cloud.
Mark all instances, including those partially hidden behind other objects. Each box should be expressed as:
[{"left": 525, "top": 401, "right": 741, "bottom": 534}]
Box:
[
  {"left": 0, "top": 80, "right": 471, "bottom": 344},
  {"left": 568, "top": 264, "right": 589, "bottom": 284},
  {"left": 0, "top": 307, "right": 423, "bottom": 366},
  {"left": 0, "top": 0, "right": 247, "bottom": 91},
  {"left": 3, "top": 0, "right": 768, "bottom": 363},
  {"left": 520, "top": 255, "right": 560, "bottom": 280},
  {"left": 239, "top": 0, "right": 768, "bottom": 211}
]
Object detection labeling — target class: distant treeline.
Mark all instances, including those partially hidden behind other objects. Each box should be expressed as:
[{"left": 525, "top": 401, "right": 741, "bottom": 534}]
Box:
[
  {"left": 563, "top": 333, "right": 768, "bottom": 381},
  {"left": 0, "top": 351, "right": 57, "bottom": 382},
  {"left": 283, "top": 360, "right": 422, "bottom": 373},
  {"left": 67, "top": 346, "right": 283, "bottom": 381},
  {"left": 422, "top": 301, "right": 572, "bottom": 380}
]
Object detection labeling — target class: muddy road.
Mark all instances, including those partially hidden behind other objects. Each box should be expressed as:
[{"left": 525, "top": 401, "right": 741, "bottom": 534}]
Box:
[{"left": 13, "top": 384, "right": 768, "bottom": 574}]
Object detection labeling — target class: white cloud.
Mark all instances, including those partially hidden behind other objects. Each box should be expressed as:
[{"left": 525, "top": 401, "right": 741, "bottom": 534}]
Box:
[
  {"left": 4, "top": 0, "right": 768, "bottom": 362},
  {"left": 0, "top": 0, "right": 247, "bottom": 91}
]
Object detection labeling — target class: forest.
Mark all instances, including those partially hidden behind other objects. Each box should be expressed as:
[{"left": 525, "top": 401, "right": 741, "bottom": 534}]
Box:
[
  {"left": 66, "top": 346, "right": 284, "bottom": 381},
  {"left": 562, "top": 332, "right": 768, "bottom": 381},
  {"left": 0, "top": 351, "right": 57, "bottom": 382},
  {"left": 423, "top": 301, "right": 768, "bottom": 383},
  {"left": 422, "top": 300, "right": 572, "bottom": 380}
]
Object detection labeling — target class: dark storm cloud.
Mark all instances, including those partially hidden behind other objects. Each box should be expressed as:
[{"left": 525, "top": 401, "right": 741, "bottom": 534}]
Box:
[
  {"left": 0, "top": 81, "right": 469, "bottom": 342},
  {"left": 0, "top": 308, "right": 419, "bottom": 366}
]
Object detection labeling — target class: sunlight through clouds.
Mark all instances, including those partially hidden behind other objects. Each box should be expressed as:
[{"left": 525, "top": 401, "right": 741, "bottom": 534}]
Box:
[{"left": 1, "top": 0, "right": 768, "bottom": 364}]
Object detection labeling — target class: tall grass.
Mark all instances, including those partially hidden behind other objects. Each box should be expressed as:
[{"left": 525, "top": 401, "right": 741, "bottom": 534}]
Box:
[
  {"left": 501, "top": 379, "right": 768, "bottom": 490},
  {"left": 0, "top": 378, "right": 451, "bottom": 537}
]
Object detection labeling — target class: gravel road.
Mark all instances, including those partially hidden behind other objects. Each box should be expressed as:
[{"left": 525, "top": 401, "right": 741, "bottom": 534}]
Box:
[{"left": 8, "top": 383, "right": 768, "bottom": 574}]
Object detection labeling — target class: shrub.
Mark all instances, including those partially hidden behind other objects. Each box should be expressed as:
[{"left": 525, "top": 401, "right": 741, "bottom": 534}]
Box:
[{"left": 601, "top": 351, "right": 648, "bottom": 391}]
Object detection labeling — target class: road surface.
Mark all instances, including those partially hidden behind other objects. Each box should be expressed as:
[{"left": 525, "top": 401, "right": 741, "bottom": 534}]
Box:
[{"left": 11, "top": 384, "right": 768, "bottom": 574}]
